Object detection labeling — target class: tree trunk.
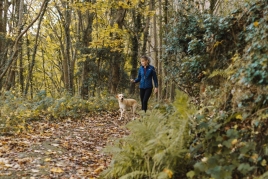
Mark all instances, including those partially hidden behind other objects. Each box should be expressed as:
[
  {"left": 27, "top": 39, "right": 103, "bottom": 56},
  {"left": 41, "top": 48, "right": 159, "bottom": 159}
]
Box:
[
  {"left": 0, "top": 0, "right": 50, "bottom": 91},
  {"left": 64, "top": 7, "right": 73, "bottom": 94},
  {"left": 56, "top": 0, "right": 74, "bottom": 95},
  {"left": 129, "top": 8, "right": 141, "bottom": 95},
  {"left": 5, "top": 0, "right": 24, "bottom": 91},
  {"left": 210, "top": 0, "right": 217, "bottom": 14},
  {"left": 163, "top": 0, "right": 168, "bottom": 99},
  {"left": 0, "top": 0, "right": 9, "bottom": 91},
  {"left": 109, "top": 6, "right": 126, "bottom": 95},
  {"left": 129, "top": 36, "right": 138, "bottom": 95},
  {"left": 80, "top": 0, "right": 95, "bottom": 99},
  {"left": 110, "top": 53, "right": 121, "bottom": 94},
  {"left": 152, "top": 0, "right": 158, "bottom": 101},
  {"left": 24, "top": 0, "right": 49, "bottom": 96},
  {"left": 19, "top": 48, "right": 23, "bottom": 93},
  {"left": 142, "top": 0, "right": 153, "bottom": 55},
  {"left": 81, "top": 57, "right": 90, "bottom": 99},
  {"left": 157, "top": 0, "right": 163, "bottom": 100}
]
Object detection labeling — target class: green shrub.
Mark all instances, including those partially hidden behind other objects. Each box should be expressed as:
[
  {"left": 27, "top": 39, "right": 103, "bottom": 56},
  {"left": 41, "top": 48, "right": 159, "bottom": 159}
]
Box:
[
  {"left": 0, "top": 90, "right": 118, "bottom": 135},
  {"left": 100, "top": 90, "right": 196, "bottom": 179}
]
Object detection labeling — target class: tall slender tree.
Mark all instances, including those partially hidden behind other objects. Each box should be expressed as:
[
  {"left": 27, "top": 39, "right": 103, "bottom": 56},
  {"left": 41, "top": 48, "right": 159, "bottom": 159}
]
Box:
[
  {"left": 0, "top": 0, "right": 50, "bottom": 92},
  {"left": 129, "top": 3, "right": 142, "bottom": 95},
  {"left": 0, "top": 0, "right": 10, "bottom": 90},
  {"left": 24, "top": 0, "right": 50, "bottom": 96},
  {"left": 54, "top": 0, "right": 76, "bottom": 95},
  {"left": 79, "top": 0, "right": 96, "bottom": 99},
  {"left": 109, "top": 4, "right": 126, "bottom": 94}
]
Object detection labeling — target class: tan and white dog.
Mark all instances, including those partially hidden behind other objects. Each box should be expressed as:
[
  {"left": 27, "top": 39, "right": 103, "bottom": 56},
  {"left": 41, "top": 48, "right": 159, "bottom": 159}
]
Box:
[{"left": 116, "top": 93, "right": 138, "bottom": 120}]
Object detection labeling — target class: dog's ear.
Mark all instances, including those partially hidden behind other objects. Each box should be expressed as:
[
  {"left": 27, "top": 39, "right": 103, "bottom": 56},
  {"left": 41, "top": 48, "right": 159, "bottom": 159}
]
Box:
[{"left": 116, "top": 94, "right": 118, "bottom": 98}]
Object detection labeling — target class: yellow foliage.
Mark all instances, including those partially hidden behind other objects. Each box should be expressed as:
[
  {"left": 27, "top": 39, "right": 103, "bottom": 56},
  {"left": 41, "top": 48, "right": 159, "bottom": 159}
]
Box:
[
  {"left": 251, "top": 153, "right": 258, "bottom": 163},
  {"left": 163, "top": 168, "right": 173, "bottom": 178},
  {"left": 231, "top": 52, "right": 240, "bottom": 63},
  {"left": 261, "top": 159, "right": 267, "bottom": 166},
  {"left": 235, "top": 114, "right": 243, "bottom": 120},
  {"left": 118, "top": 1, "right": 130, "bottom": 8},
  {"left": 213, "top": 40, "right": 223, "bottom": 48},
  {"left": 231, "top": 139, "right": 238, "bottom": 145}
]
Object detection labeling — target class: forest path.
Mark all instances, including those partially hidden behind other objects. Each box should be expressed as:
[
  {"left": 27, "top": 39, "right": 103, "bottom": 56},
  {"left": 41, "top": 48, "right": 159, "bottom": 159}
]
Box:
[{"left": 0, "top": 111, "right": 129, "bottom": 178}]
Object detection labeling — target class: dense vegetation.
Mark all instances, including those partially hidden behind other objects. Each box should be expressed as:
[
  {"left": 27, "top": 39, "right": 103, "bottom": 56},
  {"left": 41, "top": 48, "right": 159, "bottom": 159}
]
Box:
[
  {"left": 100, "top": 1, "right": 268, "bottom": 178},
  {"left": 0, "top": 0, "right": 267, "bottom": 178}
]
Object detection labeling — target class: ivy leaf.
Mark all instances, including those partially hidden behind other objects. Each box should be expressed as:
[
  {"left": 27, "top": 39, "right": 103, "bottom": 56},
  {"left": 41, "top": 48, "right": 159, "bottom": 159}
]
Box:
[
  {"left": 194, "top": 162, "right": 206, "bottom": 172},
  {"left": 226, "top": 129, "right": 239, "bottom": 138},
  {"left": 186, "top": 171, "right": 195, "bottom": 178},
  {"left": 261, "top": 159, "right": 267, "bottom": 166},
  {"left": 237, "top": 163, "right": 255, "bottom": 175},
  {"left": 223, "top": 139, "right": 233, "bottom": 149}
]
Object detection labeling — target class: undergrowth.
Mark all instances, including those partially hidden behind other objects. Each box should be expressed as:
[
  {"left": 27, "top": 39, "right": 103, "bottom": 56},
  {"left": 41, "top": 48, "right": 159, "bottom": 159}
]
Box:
[
  {"left": 0, "top": 90, "right": 118, "bottom": 135},
  {"left": 100, "top": 90, "right": 196, "bottom": 179}
]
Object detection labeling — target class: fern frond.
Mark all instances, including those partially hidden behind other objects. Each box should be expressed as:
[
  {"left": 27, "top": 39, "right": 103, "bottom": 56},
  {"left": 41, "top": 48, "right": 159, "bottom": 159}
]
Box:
[
  {"left": 101, "top": 90, "right": 195, "bottom": 178},
  {"left": 119, "top": 171, "right": 148, "bottom": 179},
  {"left": 208, "top": 69, "right": 228, "bottom": 79}
]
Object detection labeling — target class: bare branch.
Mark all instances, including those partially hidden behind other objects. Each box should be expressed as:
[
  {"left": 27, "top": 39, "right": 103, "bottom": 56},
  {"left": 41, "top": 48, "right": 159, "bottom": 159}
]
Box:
[{"left": 0, "top": 0, "right": 50, "bottom": 80}]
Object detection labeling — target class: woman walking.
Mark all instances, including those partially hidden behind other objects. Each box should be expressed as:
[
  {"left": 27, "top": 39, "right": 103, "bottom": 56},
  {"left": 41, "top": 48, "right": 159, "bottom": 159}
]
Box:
[{"left": 131, "top": 55, "right": 158, "bottom": 112}]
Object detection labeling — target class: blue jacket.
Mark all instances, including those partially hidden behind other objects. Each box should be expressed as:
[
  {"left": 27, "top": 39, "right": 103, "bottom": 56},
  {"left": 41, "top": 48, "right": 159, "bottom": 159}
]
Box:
[{"left": 134, "top": 65, "right": 158, "bottom": 89}]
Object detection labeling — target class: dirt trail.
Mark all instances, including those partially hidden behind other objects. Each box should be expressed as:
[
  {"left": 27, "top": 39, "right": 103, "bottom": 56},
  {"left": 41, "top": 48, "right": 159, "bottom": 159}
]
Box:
[{"left": 0, "top": 111, "right": 128, "bottom": 178}]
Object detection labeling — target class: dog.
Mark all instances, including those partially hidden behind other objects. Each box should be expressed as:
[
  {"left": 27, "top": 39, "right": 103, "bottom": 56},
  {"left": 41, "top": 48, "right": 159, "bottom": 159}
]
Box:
[{"left": 116, "top": 94, "right": 138, "bottom": 120}]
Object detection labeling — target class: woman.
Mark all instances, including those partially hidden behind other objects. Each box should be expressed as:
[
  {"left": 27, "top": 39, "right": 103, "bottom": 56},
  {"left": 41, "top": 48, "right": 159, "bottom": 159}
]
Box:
[{"left": 131, "top": 55, "right": 158, "bottom": 112}]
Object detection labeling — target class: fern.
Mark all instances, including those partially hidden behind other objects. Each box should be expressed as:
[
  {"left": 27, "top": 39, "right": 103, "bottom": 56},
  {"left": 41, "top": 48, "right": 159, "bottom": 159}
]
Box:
[
  {"left": 119, "top": 171, "right": 148, "bottom": 179},
  {"left": 100, "top": 90, "right": 196, "bottom": 178},
  {"left": 208, "top": 69, "right": 229, "bottom": 79}
]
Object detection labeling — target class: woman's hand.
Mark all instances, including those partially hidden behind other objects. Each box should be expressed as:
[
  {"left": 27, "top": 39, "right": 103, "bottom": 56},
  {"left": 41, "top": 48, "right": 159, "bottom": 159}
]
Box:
[
  {"left": 154, "top": 88, "right": 158, "bottom": 94},
  {"left": 130, "top": 79, "right": 135, "bottom": 83}
]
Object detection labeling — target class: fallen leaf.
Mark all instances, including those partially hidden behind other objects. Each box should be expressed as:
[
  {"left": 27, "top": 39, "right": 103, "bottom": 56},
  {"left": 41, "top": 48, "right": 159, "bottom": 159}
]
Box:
[
  {"left": 94, "top": 165, "right": 105, "bottom": 174},
  {"left": 51, "top": 167, "right": 64, "bottom": 173},
  {"left": 31, "top": 169, "right": 40, "bottom": 173},
  {"left": 44, "top": 158, "right": 51, "bottom": 162},
  {"left": 51, "top": 143, "right": 59, "bottom": 147},
  {"left": 235, "top": 114, "right": 243, "bottom": 120}
]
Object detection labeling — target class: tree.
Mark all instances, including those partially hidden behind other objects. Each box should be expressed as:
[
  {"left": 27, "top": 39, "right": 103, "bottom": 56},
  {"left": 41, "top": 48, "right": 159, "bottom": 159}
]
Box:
[
  {"left": 24, "top": 0, "right": 50, "bottom": 96},
  {"left": 128, "top": 2, "right": 143, "bottom": 95},
  {"left": 0, "top": 0, "right": 50, "bottom": 92},
  {"left": 79, "top": 0, "right": 96, "bottom": 99},
  {"left": 0, "top": 0, "right": 10, "bottom": 90},
  {"left": 109, "top": 4, "right": 126, "bottom": 94},
  {"left": 54, "top": 0, "right": 75, "bottom": 95}
]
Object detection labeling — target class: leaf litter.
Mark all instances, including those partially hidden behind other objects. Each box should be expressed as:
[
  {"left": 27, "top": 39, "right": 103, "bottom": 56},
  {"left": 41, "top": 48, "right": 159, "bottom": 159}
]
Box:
[{"left": 0, "top": 111, "right": 129, "bottom": 178}]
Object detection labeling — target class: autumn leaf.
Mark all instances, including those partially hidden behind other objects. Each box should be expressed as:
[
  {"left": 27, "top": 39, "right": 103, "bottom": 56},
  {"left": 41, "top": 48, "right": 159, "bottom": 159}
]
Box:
[
  {"left": 261, "top": 159, "right": 267, "bottom": 166},
  {"left": 163, "top": 168, "right": 173, "bottom": 178},
  {"left": 231, "top": 139, "right": 238, "bottom": 145},
  {"left": 0, "top": 111, "right": 125, "bottom": 178},
  {"left": 235, "top": 114, "right": 243, "bottom": 120},
  {"left": 44, "top": 158, "right": 51, "bottom": 162},
  {"left": 51, "top": 167, "right": 64, "bottom": 173},
  {"left": 31, "top": 169, "right": 40, "bottom": 173},
  {"left": 94, "top": 165, "right": 105, "bottom": 174}
]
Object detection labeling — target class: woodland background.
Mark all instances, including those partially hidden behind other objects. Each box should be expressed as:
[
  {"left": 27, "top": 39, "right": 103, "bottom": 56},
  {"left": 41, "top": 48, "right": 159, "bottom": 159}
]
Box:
[{"left": 0, "top": 0, "right": 267, "bottom": 178}]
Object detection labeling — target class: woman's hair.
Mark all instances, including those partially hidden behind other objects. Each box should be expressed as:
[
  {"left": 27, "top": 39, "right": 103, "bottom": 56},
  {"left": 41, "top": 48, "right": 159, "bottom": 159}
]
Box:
[{"left": 140, "top": 55, "right": 151, "bottom": 64}]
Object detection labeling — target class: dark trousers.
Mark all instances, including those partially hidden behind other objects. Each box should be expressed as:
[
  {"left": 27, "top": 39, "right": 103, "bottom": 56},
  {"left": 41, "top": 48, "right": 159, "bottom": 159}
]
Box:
[{"left": 140, "top": 88, "right": 153, "bottom": 112}]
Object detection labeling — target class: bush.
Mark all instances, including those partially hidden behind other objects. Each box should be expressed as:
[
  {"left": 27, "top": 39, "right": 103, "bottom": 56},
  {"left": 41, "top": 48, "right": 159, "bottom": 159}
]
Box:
[
  {"left": 100, "top": 90, "right": 196, "bottom": 179},
  {"left": 0, "top": 90, "right": 118, "bottom": 135}
]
